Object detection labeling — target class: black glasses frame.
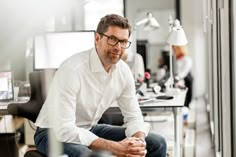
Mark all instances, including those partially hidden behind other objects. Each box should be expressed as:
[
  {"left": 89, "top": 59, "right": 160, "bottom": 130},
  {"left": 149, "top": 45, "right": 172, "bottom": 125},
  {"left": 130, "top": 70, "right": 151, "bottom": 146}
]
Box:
[{"left": 99, "top": 33, "right": 131, "bottom": 49}]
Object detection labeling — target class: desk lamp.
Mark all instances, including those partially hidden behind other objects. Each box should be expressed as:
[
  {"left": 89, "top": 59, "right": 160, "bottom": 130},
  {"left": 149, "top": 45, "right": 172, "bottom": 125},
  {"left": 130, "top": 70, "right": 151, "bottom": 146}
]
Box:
[
  {"left": 135, "top": 12, "right": 160, "bottom": 30},
  {"left": 132, "top": 12, "right": 160, "bottom": 80},
  {"left": 166, "top": 19, "right": 188, "bottom": 92}
]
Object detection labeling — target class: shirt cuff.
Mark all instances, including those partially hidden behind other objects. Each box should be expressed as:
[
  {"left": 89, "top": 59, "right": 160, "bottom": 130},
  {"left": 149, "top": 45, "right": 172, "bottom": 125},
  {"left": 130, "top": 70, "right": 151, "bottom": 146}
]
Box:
[
  {"left": 125, "top": 122, "right": 150, "bottom": 137},
  {"left": 79, "top": 128, "right": 99, "bottom": 146}
]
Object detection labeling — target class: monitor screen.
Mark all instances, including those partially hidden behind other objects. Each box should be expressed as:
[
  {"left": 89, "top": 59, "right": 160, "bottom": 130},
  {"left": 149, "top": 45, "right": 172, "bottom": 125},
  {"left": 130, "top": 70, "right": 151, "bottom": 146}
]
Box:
[
  {"left": 34, "top": 31, "right": 95, "bottom": 70},
  {"left": 0, "top": 71, "right": 14, "bottom": 101}
]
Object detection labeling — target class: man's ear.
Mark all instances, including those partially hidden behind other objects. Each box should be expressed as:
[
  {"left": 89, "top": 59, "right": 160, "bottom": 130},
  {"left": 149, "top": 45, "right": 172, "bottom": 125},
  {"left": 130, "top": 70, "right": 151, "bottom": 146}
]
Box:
[{"left": 95, "top": 32, "right": 100, "bottom": 44}]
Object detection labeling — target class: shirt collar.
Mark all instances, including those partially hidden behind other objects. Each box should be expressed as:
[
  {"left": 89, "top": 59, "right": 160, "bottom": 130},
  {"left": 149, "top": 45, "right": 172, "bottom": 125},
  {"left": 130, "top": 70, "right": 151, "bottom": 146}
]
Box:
[{"left": 90, "top": 48, "right": 117, "bottom": 73}]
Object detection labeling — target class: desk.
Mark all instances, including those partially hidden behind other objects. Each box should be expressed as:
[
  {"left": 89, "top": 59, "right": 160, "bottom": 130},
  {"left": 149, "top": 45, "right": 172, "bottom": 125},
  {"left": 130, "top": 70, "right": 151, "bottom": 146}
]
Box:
[
  {"left": 0, "top": 97, "right": 29, "bottom": 115},
  {"left": 141, "top": 90, "right": 186, "bottom": 157},
  {"left": 0, "top": 102, "right": 12, "bottom": 115},
  {"left": 110, "top": 89, "right": 186, "bottom": 157}
]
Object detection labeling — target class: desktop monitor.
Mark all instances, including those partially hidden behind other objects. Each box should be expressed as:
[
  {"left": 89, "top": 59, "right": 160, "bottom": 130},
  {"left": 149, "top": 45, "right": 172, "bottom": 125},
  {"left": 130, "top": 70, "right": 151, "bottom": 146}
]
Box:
[
  {"left": 34, "top": 31, "right": 95, "bottom": 70},
  {"left": 0, "top": 71, "right": 14, "bottom": 101}
]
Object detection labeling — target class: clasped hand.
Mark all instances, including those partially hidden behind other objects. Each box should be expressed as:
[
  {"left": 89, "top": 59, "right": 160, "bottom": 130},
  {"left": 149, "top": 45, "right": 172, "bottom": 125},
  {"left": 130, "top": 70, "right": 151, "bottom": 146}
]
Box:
[{"left": 114, "top": 137, "right": 147, "bottom": 157}]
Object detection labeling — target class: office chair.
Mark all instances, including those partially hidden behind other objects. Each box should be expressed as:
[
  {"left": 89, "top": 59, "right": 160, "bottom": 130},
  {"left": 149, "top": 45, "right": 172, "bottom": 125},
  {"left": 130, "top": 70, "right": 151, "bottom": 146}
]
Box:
[
  {"left": 0, "top": 133, "right": 19, "bottom": 157},
  {"left": 7, "top": 70, "right": 127, "bottom": 157},
  {"left": 7, "top": 70, "right": 56, "bottom": 157}
]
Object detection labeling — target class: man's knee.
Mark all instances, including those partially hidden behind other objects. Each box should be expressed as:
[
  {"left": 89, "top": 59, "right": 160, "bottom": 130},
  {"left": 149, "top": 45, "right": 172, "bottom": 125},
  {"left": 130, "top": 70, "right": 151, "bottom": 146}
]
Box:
[
  {"left": 148, "top": 133, "right": 166, "bottom": 143},
  {"left": 146, "top": 133, "right": 167, "bottom": 155},
  {"left": 63, "top": 143, "right": 91, "bottom": 157}
]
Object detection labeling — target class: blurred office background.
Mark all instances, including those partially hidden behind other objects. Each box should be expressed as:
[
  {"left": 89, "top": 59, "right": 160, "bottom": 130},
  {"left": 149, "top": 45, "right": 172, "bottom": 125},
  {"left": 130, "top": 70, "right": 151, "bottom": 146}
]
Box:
[{"left": 0, "top": 0, "right": 236, "bottom": 157}]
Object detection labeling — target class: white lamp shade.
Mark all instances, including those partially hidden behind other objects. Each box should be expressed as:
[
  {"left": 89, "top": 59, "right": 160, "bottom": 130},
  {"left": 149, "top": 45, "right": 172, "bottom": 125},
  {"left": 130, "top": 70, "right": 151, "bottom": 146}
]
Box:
[{"left": 167, "top": 20, "right": 188, "bottom": 46}]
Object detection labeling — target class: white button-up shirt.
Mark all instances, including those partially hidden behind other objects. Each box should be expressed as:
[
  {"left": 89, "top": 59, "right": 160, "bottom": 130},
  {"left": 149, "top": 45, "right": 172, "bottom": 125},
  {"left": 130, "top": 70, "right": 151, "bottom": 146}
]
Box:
[
  {"left": 35, "top": 48, "right": 148, "bottom": 146},
  {"left": 176, "top": 56, "right": 192, "bottom": 79}
]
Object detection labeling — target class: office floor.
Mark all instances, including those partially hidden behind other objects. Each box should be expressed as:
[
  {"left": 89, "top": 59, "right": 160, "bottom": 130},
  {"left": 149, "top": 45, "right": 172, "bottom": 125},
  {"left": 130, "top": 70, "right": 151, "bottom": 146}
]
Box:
[
  {"left": 147, "top": 97, "right": 214, "bottom": 157},
  {"left": 195, "top": 97, "right": 215, "bottom": 157}
]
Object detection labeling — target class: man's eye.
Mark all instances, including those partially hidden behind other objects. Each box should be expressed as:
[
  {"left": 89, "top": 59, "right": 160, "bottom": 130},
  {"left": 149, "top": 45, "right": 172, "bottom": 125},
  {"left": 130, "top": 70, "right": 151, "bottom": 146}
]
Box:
[
  {"left": 121, "top": 40, "right": 128, "bottom": 44},
  {"left": 109, "top": 36, "right": 118, "bottom": 42}
]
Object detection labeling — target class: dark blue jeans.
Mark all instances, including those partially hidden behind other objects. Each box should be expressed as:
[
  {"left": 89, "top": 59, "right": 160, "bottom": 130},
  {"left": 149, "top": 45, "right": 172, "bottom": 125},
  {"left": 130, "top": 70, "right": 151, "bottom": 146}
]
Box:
[{"left": 34, "top": 124, "right": 166, "bottom": 157}]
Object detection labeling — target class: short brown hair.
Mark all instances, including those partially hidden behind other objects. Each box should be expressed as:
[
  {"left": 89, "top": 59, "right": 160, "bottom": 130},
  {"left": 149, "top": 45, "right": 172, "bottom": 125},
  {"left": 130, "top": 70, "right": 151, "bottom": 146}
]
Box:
[{"left": 96, "top": 14, "right": 131, "bottom": 37}]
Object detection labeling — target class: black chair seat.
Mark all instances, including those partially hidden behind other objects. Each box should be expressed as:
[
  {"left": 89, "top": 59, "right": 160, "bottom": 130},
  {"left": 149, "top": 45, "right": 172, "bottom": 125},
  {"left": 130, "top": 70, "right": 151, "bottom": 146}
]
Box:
[
  {"left": 0, "top": 133, "right": 18, "bottom": 157},
  {"left": 24, "top": 150, "right": 47, "bottom": 157}
]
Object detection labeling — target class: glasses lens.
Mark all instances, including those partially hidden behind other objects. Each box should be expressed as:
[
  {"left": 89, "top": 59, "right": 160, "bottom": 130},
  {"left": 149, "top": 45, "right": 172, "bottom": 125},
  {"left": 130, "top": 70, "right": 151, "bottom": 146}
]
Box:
[
  {"left": 120, "top": 41, "right": 131, "bottom": 49},
  {"left": 107, "top": 37, "right": 119, "bottom": 46},
  {"left": 101, "top": 33, "right": 131, "bottom": 49}
]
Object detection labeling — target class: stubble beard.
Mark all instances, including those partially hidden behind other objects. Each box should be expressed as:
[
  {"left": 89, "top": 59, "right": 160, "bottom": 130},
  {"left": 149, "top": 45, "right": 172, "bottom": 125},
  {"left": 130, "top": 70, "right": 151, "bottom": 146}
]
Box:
[{"left": 107, "top": 49, "right": 121, "bottom": 64}]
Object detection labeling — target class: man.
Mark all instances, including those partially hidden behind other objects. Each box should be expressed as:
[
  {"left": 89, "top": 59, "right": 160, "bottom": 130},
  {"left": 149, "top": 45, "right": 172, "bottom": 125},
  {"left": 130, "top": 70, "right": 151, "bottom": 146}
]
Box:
[{"left": 35, "top": 14, "right": 166, "bottom": 157}]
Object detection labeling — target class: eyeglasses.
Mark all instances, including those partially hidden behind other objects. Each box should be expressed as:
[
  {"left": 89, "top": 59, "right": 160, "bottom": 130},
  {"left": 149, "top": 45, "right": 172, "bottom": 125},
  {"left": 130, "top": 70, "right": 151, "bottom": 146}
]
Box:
[{"left": 99, "top": 33, "right": 131, "bottom": 49}]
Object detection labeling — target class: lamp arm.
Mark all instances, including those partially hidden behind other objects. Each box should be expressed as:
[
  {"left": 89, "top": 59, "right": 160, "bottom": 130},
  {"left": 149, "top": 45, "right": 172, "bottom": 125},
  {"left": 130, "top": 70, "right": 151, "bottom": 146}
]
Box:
[{"left": 135, "top": 18, "right": 148, "bottom": 26}]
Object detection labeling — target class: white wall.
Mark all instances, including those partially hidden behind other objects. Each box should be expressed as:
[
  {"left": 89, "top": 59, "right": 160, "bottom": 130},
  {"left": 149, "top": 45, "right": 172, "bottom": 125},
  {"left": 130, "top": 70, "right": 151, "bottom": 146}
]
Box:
[
  {"left": 125, "top": 0, "right": 175, "bottom": 73},
  {"left": 126, "top": 0, "right": 207, "bottom": 97},
  {"left": 181, "top": 0, "right": 207, "bottom": 97},
  {"left": 126, "top": 0, "right": 175, "bottom": 22}
]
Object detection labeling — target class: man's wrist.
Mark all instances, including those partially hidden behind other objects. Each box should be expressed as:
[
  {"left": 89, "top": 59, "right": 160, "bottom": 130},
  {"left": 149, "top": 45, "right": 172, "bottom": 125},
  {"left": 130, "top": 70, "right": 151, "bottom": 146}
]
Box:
[
  {"left": 90, "top": 137, "right": 114, "bottom": 151},
  {"left": 138, "top": 138, "right": 146, "bottom": 144}
]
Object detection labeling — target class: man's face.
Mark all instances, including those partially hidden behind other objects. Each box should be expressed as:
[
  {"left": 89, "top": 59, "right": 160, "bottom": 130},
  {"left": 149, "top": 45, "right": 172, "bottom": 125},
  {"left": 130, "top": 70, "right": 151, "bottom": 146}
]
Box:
[{"left": 95, "top": 26, "right": 129, "bottom": 69}]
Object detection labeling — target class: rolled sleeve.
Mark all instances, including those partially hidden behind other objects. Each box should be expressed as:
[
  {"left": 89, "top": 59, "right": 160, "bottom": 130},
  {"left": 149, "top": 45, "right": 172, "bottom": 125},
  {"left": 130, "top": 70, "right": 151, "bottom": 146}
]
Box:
[
  {"left": 54, "top": 124, "right": 99, "bottom": 146},
  {"left": 125, "top": 121, "right": 149, "bottom": 137}
]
